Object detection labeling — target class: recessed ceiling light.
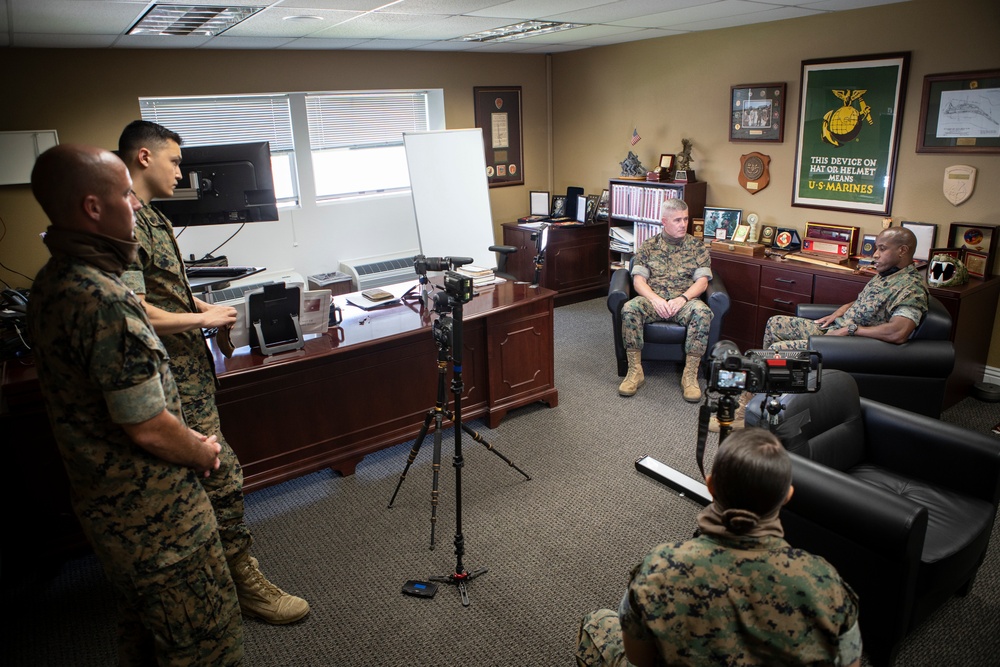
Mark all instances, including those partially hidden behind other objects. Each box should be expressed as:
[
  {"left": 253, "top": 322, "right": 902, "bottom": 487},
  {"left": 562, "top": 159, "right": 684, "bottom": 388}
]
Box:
[
  {"left": 283, "top": 15, "right": 324, "bottom": 22},
  {"left": 459, "top": 21, "right": 586, "bottom": 43},
  {"left": 127, "top": 4, "right": 265, "bottom": 37}
]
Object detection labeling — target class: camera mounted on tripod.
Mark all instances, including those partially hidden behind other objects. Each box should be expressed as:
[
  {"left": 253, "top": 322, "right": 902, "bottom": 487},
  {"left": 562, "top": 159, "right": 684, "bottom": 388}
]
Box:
[
  {"left": 413, "top": 255, "right": 475, "bottom": 306},
  {"left": 708, "top": 341, "right": 822, "bottom": 396}
]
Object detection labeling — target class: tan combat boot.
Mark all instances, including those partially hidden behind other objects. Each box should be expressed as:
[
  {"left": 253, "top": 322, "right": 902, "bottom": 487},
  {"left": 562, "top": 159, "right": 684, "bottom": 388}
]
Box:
[
  {"left": 618, "top": 349, "right": 645, "bottom": 396},
  {"left": 231, "top": 555, "right": 310, "bottom": 625},
  {"left": 708, "top": 391, "right": 753, "bottom": 433},
  {"left": 681, "top": 354, "right": 702, "bottom": 403}
]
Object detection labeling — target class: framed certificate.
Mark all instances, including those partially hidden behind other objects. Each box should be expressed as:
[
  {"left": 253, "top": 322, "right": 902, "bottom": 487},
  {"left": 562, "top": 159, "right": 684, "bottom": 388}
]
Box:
[{"left": 474, "top": 86, "right": 523, "bottom": 187}]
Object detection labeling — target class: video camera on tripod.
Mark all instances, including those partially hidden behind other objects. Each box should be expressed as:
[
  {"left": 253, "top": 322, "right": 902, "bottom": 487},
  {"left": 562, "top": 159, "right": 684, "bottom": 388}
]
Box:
[
  {"left": 708, "top": 341, "right": 822, "bottom": 396},
  {"left": 635, "top": 341, "right": 822, "bottom": 507}
]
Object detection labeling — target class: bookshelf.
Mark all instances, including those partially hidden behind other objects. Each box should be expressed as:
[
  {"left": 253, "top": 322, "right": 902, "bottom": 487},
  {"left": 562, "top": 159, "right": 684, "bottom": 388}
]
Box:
[{"left": 608, "top": 179, "right": 706, "bottom": 267}]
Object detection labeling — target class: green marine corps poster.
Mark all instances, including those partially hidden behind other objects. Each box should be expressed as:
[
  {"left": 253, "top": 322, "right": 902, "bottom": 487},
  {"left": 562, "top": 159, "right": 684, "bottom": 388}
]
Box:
[{"left": 793, "top": 54, "right": 909, "bottom": 215}]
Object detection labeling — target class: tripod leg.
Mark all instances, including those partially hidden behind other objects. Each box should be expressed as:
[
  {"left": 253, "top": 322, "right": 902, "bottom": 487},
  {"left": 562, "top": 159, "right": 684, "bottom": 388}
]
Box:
[
  {"left": 388, "top": 410, "right": 435, "bottom": 508},
  {"left": 460, "top": 423, "right": 531, "bottom": 480},
  {"left": 429, "top": 415, "right": 443, "bottom": 550}
]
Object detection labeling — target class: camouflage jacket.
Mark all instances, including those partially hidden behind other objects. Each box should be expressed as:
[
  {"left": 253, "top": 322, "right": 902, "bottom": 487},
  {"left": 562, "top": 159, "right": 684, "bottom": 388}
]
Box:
[
  {"left": 840, "top": 264, "right": 928, "bottom": 327},
  {"left": 27, "top": 253, "right": 216, "bottom": 564},
  {"left": 621, "top": 533, "right": 862, "bottom": 666},
  {"left": 632, "top": 233, "right": 712, "bottom": 299},
  {"left": 122, "top": 204, "right": 217, "bottom": 401}
]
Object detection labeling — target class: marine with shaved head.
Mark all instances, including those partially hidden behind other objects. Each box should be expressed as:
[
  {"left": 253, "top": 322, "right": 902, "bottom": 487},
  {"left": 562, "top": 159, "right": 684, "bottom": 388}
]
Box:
[{"left": 27, "top": 144, "right": 244, "bottom": 666}]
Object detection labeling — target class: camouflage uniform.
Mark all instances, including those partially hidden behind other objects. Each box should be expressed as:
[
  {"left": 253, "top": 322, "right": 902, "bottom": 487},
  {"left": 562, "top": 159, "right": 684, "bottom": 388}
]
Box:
[
  {"left": 763, "top": 264, "right": 928, "bottom": 350},
  {"left": 122, "top": 204, "right": 252, "bottom": 565},
  {"left": 622, "top": 233, "right": 714, "bottom": 356},
  {"left": 576, "top": 533, "right": 861, "bottom": 666},
  {"left": 28, "top": 243, "right": 243, "bottom": 666}
]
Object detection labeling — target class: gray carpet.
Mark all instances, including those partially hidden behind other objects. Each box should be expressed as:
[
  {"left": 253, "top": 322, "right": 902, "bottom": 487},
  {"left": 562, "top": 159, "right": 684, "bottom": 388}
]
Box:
[{"left": 7, "top": 296, "right": 1000, "bottom": 666}]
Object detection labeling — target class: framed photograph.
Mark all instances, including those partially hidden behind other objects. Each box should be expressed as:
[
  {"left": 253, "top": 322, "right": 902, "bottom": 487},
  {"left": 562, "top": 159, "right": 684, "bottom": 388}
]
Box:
[
  {"left": 659, "top": 154, "right": 675, "bottom": 170},
  {"left": 949, "top": 223, "right": 998, "bottom": 275},
  {"left": 575, "top": 194, "right": 588, "bottom": 223},
  {"left": 585, "top": 194, "right": 600, "bottom": 223},
  {"left": 901, "top": 221, "right": 938, "bottom": 263},
  {"left": 529, "top": 191, "right": 550, "bottom": 216},
  {"left": 703, "top": 207, "right": 743, "bottom": 240},
  {"left": 730, "top": 82, "right": 786, "bottom": 142},
  {"left": 731, "top": 224, "right": 751, "bottom": 243},
  {"left": 474, "top": 86, "right": 523, "bottom": 187},
  {"left": 916, "top": 69, "right": 1000, "bottom": 154},
  {"left": 550, "top": 194, "right": 567, "bottom": 219},
  {"left": 792, "top": 53, "right": 910, "bottom": 215},
  {"left": 595, "top": 189, "right": 610, "bottom": 221},
  {"left": 963, "top": 250, "right": 989, "bottom": 278}
]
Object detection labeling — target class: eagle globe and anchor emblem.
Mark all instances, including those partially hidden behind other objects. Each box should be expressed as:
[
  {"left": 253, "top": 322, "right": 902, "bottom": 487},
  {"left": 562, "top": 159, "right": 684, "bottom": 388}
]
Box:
[{"left": 821, "top": 89, "right": 874, "bottom": 146}]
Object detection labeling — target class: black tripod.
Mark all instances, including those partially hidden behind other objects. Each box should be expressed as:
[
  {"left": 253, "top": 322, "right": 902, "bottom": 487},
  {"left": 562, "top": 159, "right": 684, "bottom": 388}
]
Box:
[
  {"left": 530, "top": 224, "right": 548, "bottom": 287},
  {"left": 388, "top": 289, "right": 530, "bottom": 606}
]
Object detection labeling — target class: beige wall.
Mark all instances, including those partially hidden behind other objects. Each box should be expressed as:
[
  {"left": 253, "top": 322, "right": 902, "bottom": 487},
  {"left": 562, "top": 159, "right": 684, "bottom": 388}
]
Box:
[
  {"left": 1, "top": 0, "right": 998, "bottom": 364},
  {"left": 551, "top": 0, "right": 1000, "bottom": 365}
]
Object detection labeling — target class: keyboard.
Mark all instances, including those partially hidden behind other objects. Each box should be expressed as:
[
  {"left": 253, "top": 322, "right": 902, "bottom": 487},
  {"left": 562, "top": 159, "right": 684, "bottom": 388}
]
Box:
[{"left": 185, "top": 265, "right": 260, "bottom": 279}]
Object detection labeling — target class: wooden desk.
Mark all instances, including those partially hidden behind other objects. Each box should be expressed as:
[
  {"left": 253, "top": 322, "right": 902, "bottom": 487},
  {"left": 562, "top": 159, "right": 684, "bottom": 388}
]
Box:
[
  {"left": 710, "top": 249, "right": 999, "bottom": 408},
  {"left": 502, "top": 222, "right": 609, "bottom": 306},
  {"left": 1, "top": 280, "right": 558, "bottom": 558}
]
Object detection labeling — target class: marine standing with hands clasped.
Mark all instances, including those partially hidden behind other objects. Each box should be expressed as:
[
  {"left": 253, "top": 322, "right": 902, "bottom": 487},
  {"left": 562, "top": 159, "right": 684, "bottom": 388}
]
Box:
[
  {"left": 118, "top": 120, "right": 309, "bottom": 625},
  {"left": 27, "top": 144, "right": 244, "bottom": 664},
  {"left": 618, "top": 198, "right": 713, "bottom": 402}
]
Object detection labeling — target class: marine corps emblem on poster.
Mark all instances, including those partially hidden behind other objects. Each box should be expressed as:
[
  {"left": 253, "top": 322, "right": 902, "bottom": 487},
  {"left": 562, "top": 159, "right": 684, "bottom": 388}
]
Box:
[
  {"left": 739, "top": 152, "right": 770, "bottom": 194},
  {"left": 943, "top": 165, "right": 976, "bottom": 206}
]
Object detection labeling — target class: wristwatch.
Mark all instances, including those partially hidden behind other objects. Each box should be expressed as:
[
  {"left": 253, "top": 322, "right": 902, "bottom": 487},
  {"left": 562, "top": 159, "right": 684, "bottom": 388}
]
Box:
[{"left": 847, "top": 323, "right": 858, "bottom": 336}]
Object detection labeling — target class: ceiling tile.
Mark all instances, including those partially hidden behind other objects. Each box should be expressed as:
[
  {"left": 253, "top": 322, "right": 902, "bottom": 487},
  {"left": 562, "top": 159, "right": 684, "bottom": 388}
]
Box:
[
  {"left": 467, "top": 0, "right": 615, "bottom": 20},
  {"left": 203, "top": 36, "right": 301, "bottom": 49},
  {"left": 388, "top": 15, "right": 512, "bottom": 39},
  {"left": 11, "top": 0, "right": 142, "bottom": 34},
  {"left": 308, "top": 10, "right": 447, "bottom": 39},
  {"left": 12, "top": 32, "right": 120, "bottom": 48},
  {"left": 224, "top": 7, "right": 361, "bottom": 37}
]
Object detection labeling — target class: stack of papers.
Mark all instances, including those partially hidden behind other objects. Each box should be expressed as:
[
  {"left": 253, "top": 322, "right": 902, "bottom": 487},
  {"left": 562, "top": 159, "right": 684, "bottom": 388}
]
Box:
[
  {"left": 610, "top": 226, "right": 635, "bottom": 254},
  {"left": 456, "top": 265, "right": 496, "bottom": 287}
]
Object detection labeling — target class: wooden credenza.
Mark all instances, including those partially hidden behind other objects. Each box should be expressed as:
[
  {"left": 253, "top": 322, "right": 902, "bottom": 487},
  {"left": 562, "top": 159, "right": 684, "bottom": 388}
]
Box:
[
  {"left": 1, "top": 280, "right": 558, "bottom": 559},
  {"left": 501, "top": 221, "right": 610, "bottom": 305},
  {"left": 710, "top": 249, "right": 1000, "bottom": 409}
]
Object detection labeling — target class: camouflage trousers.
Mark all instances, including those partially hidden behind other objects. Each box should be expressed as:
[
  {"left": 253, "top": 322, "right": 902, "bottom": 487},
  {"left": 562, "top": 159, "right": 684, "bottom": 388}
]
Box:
[
  {"left": 576, "top": 609, "right": 632, "bottom": 667},
  {"left": 115, "top": 536, "right": 244, "bottom": 667},
  {"left": 621, "top": 296, "right": 712, "bottom": 356},
  {"left": 183, "top": 393, "right": 253, "bottom": 566},
  {"left": 761, "top": 315, "right": 827, "bottom": 351}
]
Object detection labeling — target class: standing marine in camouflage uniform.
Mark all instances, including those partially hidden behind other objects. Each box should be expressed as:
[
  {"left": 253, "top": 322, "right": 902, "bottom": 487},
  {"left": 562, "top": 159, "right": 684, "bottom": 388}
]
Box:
[
  {"left": 118, "top": 120, "right": 309, "bottom": 624},
  {"left": 27, "top": 144, "right": 243, "bottom": 665},
  {"left": 576, "top": 428, "right": 861, "bottom": 667},
  {"left": 619, "top": 198, "right": 713, "bottom": 402},
  {"left": 763, "top": 226, "right": 927, "bottom": 350}
]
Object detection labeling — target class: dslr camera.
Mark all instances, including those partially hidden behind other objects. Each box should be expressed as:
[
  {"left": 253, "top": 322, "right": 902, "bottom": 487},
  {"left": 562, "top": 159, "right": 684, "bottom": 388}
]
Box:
[
  {"left": 707, "top": 340, "right": 821, "bottom": 395},
  {"left": 413, "top": 255, "right": 475, "bottom": 305}
]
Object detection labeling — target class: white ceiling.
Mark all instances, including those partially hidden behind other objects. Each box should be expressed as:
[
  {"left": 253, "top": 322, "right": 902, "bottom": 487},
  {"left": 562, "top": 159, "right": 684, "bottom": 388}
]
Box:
[{"left": 0, "top": 0, "right": 908, "bottom": 52}]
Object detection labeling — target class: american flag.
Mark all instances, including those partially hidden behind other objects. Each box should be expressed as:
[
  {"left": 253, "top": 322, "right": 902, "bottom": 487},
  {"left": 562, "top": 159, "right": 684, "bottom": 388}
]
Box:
[{"left": 630, "top": 128, "right": 641, "bottom": 145}]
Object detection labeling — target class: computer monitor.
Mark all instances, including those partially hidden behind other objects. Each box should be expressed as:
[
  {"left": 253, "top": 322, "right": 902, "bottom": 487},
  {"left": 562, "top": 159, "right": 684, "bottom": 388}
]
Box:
[{"left": 155, "top": 141, "right": 279, "bottom": 227}]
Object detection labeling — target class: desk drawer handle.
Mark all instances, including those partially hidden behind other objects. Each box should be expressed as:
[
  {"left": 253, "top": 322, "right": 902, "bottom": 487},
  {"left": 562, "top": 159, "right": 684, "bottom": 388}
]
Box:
[
  {"left": 775, "top": 278, "right": 796, "bottom": 284},
  {"left": 773, "top": 299, "right": 794, "bottom": 306}
]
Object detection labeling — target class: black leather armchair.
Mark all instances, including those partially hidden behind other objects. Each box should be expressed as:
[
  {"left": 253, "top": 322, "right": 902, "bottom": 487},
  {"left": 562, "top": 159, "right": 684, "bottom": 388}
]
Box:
[
  {"left": 607, "top": 267, "right": 730, "bottom": 376},
  {"left": 747, "top": 370, "right": 1000, "bottom": 667},
  {"left": 796, "top": 295, "right": 954, "bottom": 417},
  {"left": 489, "top": 244, "right": 518, "bottom": 282}
]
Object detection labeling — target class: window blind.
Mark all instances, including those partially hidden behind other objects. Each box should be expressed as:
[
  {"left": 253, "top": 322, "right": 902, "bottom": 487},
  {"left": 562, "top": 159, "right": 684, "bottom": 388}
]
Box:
[
  {"left": 138, "top": 95, "right": 294, "bottom": 152},
  {"left": 305, "top": 92, "right": 429, "bottom": 150}
]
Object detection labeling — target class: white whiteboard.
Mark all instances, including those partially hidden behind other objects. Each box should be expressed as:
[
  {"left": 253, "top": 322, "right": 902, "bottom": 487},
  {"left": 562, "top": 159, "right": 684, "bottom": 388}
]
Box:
[{"left": 403, "top": 129, "right": 496, "bottom": 270}]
